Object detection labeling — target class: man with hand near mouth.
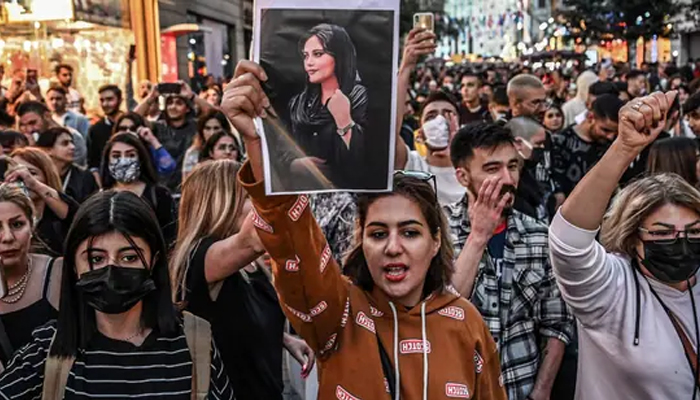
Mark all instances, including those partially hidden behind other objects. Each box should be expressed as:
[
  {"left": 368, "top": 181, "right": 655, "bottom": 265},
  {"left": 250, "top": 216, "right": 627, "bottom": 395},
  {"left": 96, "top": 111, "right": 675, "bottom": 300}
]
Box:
[{"left": 444, "top": 122, "right": 573, "bottom": 400}]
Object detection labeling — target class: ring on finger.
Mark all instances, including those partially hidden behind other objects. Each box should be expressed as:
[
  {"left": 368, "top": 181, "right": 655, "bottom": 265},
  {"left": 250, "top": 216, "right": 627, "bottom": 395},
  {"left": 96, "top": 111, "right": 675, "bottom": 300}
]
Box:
[{"left": 631, "top": 102, "right": 643, "bottom": 111}]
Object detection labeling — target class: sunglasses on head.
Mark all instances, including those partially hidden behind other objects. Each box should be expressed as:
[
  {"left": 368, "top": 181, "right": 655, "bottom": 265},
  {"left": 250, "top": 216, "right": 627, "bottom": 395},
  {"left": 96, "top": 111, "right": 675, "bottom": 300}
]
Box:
[{"left": 394, "top": 170, "right": 438, "bottom": 201}]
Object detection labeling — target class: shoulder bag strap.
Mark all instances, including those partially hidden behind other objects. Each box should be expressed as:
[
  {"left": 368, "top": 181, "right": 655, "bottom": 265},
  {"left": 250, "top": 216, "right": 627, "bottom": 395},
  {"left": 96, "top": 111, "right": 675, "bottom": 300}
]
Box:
[
  {"left": 183, "top": 311, "right": 212, "bottom": 400},
  {"left": 669, "top": 312, "right": 699, "bottom": 378},
  {"left": 376, "top": 335, "right": 396, "bottom": 398},
  {"left": 41, "top": 331, "right": 76, "bottom": 400}
]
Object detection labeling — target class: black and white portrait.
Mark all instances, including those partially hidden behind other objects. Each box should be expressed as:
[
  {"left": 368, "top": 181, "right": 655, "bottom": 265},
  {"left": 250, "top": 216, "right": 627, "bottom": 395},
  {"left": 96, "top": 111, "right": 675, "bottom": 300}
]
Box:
[{"left": 254, "top": 0, "right": 399, "bottom": 194}]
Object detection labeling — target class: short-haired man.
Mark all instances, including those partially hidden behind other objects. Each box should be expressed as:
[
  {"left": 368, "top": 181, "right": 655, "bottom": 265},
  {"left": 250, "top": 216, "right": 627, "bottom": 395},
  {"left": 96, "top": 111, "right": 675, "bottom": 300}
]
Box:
[
  {"left": 445, "top": 122, "right": 573, "bottom": 400},
  {"left": 87, "top": 84, "right": 124, "bottom": 174},
  {"left": 459, "top": 72, "right": 492, "bottom": 125},
  {"left": 46, "top": 85, "right": 90, "bottom": 138},
  {"left": 572, "top": 81, "right": 619, "bottom": 125},
  {"left": 489, "top": 85, "right": 510, "bottom": 125},
  {"left": 552, "top": 94, "right": 625, "bottom": 200},
  {"left": 16, "top": 101, "right": 87, "bottom": 166},
  {"left": 507, "top": 74, "right": 548, "bottom": 120},
  {"left": 55, "top": 64, "right": 83, "bottom": 114},
  {"left": 625, "top": 69, "right": 648, "bottom": 99}
]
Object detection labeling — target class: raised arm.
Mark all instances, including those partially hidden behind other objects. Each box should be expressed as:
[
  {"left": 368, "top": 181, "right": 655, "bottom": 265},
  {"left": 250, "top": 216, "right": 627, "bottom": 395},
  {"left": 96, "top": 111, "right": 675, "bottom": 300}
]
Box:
[
  {"left": 223, "top": 61, "right": 352, "bottom": 353},
  {"left": 395, "top": 28, "right": 436, "bottom": 170}
]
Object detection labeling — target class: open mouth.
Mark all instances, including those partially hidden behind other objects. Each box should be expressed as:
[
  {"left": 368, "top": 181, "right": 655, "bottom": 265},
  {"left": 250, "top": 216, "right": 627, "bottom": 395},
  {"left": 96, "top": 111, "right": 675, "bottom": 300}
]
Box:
[{"left": 383, "top": 264, "right": 408, "bottom": 283}]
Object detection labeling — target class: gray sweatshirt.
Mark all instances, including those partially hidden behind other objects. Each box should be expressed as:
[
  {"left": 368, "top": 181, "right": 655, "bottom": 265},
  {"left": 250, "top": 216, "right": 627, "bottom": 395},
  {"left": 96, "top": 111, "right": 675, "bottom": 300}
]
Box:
[{"left": 549, "top": 212, "right": 700, "bottom": 400}]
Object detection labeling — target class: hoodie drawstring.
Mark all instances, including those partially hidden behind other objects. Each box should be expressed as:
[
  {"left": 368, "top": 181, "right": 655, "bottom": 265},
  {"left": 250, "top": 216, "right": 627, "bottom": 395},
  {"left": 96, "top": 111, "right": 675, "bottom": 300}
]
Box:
[
  {"left": 388, "top": 302, "right": 401, "bottom": 400},
  {"left": 387, "top": 301, "right": 429, "bottom": 400},
  {"left": 420, "top": 302, "right": 429, "bottom": 400}
]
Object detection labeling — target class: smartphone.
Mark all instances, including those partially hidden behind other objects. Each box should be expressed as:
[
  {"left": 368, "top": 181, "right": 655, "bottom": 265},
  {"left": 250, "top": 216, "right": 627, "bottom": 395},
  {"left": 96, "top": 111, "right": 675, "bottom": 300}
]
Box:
[
  {"left": 157, "top": 82, "right": 182, "bottom": 95},
  {"left": 129, "top": 45, "right": 136, "bottom": 60},
  {"left": 413, "top": 12, "right": 434, "bottom": 32}
]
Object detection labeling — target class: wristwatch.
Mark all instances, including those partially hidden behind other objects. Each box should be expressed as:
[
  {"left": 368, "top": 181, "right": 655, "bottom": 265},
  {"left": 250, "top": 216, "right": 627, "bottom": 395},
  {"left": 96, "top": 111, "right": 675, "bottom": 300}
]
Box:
[{"left": 337, "top": 121, "right": 356, "bottom": 136}]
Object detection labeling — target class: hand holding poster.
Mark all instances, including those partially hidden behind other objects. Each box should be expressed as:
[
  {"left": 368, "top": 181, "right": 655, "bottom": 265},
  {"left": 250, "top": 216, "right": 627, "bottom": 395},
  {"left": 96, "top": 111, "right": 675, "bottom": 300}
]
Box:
[{"left": 253, "top": 0, "right": 400, "bottom": 195}]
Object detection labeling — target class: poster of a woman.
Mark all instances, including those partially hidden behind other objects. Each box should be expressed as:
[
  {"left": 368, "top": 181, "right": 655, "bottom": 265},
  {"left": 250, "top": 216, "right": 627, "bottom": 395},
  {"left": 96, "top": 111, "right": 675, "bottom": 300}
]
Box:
[{"left": 254, "top": 0, "right": 399, "bottom": 195}]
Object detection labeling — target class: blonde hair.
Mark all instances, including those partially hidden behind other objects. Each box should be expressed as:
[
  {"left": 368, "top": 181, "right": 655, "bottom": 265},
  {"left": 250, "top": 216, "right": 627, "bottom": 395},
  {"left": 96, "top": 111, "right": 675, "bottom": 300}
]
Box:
[
  {"left": 170, "top": 160, "right": 247, "bottom": 302},
  {"left": 601, "top": 173, "right": 700, "bottom": 257},
  {"left": 10, "top": 147, "right": 63, "bottom": 192}
]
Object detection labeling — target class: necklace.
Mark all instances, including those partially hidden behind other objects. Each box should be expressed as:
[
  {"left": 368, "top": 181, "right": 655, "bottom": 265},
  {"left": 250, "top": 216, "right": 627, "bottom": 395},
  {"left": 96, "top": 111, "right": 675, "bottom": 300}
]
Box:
[
  {"left": 122, "top": 327, "right": 144, "bottom": 343},
  {"left": 2, "top": 258, "right": 33, "bottom": 304}
]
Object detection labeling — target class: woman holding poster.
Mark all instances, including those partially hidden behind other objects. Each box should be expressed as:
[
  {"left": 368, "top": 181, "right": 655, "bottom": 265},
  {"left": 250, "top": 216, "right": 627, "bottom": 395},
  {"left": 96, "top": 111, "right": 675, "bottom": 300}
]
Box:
[
  {"left": 285, "top": 23, "right": 368, "bottom": 189},
  {"left": 221, "top": 57, "right": 506, "bottom": 400}
]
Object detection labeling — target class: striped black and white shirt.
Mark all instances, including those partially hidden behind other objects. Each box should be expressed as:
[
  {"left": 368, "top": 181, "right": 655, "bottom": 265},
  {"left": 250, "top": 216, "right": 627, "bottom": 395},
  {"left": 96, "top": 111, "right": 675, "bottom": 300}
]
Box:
[{"left": 0, "top": 322, "right": 234, "bottom": 399}]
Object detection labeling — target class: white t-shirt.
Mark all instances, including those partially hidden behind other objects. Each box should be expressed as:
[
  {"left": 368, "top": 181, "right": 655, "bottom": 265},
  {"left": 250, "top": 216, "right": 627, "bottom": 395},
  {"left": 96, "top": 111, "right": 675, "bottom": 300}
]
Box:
[
  {"left": 550, "top": 212, "right": 700, "bottom": 400},
  {"left": 404, "top": 146, "right": 464, "bottom": 206},
  {"left": 66, "top": 87, "right": 82, "bottom": 114}
]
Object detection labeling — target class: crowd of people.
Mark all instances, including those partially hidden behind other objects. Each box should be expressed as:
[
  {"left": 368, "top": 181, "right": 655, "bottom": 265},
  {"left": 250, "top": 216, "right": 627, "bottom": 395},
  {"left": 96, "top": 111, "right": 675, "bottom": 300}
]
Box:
[{"left": 0, "top": 23, "right": 696, "bottom": 399}]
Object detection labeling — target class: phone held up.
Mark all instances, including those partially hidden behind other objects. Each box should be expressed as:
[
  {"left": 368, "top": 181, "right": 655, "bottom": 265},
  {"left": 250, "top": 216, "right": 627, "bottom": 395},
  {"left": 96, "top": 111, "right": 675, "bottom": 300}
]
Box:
[
  {"left": 413, "top": 12, "right": 434, "bottom": 32},
  {"left": 157, "top": 82, "right": 182, "bottom": 95}
]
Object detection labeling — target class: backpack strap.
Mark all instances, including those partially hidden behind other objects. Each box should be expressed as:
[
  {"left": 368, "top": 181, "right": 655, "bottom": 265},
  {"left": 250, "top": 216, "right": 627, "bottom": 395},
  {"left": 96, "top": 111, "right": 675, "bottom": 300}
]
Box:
[
  {"left": 41, "top": 331, "right": 76, "bottom": 400},
  {"left": 183, "top": 311, "right": 211, "bottom": 400}
]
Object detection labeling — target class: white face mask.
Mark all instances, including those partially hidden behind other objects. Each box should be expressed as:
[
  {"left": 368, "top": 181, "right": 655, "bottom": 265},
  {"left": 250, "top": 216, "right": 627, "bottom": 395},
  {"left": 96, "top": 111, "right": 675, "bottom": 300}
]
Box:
[{"left": 422, "top": 115, "right": 450, "bottom": 150}]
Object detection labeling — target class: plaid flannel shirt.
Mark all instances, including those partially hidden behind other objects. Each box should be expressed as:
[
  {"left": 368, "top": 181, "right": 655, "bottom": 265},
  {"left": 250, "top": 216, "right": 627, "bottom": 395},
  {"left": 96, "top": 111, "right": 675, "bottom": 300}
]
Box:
[{"left": 445, "top": 197, "right": 574, "bottom": 400}]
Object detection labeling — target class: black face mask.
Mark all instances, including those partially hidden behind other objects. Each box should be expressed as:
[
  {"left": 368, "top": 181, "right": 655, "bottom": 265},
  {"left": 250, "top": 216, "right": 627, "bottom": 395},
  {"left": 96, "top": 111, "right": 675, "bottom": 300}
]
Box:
[
  {"left": 640, "top": 238, "right": 700, "bottom": 283},
  {"left": 76, "top": 265, "right": 156, "bottom": 314},
  {"left": 530, "top": 147, "right": 545, "bottom": 164}
]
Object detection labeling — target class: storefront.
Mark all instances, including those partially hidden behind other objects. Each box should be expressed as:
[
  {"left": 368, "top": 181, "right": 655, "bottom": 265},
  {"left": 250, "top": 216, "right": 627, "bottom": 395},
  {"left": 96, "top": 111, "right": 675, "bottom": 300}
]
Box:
[{"left": 0, "top": 0, "right": 161, "bottom": 115}]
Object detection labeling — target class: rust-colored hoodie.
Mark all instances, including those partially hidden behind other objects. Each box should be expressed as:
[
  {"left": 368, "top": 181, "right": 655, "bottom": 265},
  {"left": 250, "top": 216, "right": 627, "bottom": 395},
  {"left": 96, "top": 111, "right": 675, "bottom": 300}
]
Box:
[{"left": 239, "top": 163, "right": 506, "bottom": 400}]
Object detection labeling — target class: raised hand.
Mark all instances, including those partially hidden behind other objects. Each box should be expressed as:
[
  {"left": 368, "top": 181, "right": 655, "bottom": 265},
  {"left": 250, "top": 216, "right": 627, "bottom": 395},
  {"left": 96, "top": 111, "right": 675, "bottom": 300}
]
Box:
[
  {"left": 467, "top": 177, "right": 512, "bottom": 241},
  {"left": 616, "top": 91, "right": 677, "bottom": 154},
  {"left": 221, "top": 61, "right": 270, "bottom": 142},
  {"left": 400, "top": 28, "right": 437, "bottom": 72}
]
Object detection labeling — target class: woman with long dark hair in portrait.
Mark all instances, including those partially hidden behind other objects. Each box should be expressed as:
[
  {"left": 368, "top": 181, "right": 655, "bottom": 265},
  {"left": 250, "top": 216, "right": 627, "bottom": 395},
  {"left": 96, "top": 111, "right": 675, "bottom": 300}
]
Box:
[
  {"left": 280, "top": 23, "right": 368, "bottom": 190},
  {"left": 220, "top": 60, "right": 506, "bottom": 400},
  {"left": 0, "top": 191, "right": 234, "bottom": 398},
  {"left": 100, "top": 133, "right": 176, "bottom": 246},
  {"left": 36, "top": 127, "right": 99, "bottom": 204},
  {"left": 8, "top": 147, "right": 80, "bottom": 256}
]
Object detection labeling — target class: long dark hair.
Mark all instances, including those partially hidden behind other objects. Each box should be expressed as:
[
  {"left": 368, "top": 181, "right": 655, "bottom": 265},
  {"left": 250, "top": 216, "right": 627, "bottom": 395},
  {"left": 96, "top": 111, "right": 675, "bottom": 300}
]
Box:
[
  {"left": 195, "top": 109, "right": 231, "bottom": 150},
  {"left": 298, "top": 24, "right": 359, "bottom": 95},
  {"left": 112, "top": 112, "right": 147, "bottom": 135},
  {"left": 343, "top": 175, "right": 454, "bottom": 298},
  {"left": 100, "top": 133, "right": 158, "bottom": 189},
  {"left": 200, "top": 131, "right": 242, "bottom": 162},
  {"left": 51, "top": 190, "right": 178, "bottom": 357},
  {"left": 647, "top": 137, "right": 699, "bottom": 187}
]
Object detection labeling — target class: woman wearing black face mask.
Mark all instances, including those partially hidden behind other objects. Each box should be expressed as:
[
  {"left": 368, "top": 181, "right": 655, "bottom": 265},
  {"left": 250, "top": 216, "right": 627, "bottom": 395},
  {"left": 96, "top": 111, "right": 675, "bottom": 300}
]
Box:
[
  {"left": 549, "top": 91, "right": 700, "bottom": 399},
  {"left": 0, "top": 191, "right": 234, "bottom": 399}
]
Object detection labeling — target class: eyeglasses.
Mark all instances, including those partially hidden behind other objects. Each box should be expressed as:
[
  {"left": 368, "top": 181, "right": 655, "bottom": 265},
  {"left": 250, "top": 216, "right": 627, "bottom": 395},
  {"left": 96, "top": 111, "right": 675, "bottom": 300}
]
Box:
[
  {"left": 638, "top": 227, "right": 700, "bottom": 244},
  {"left": 394, "top": 170, "right": 438, "bottom": 200}
]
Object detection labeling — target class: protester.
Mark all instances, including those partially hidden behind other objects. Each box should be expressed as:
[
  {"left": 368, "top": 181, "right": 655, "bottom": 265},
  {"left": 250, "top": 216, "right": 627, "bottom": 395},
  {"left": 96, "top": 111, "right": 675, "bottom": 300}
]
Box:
[
  {"left": 8, "top": 147, "right": 79, "bottom": 256},
  {"left": 507, "top": 74, "right": 548, "bottom": 120},
  {"left": 183, "top": 109, "right": 233, "bottom": 178},
  {"left": 0, "top": 183, "right": 62, "bottom": 366},
  {"left": 54, "top": 64, "right": 83, "bottom": 114},
  {"left": 548, "top": 91, "right": 700, "bottom": 399},
  {"left": 543, "top": 104, "right": 565, "bottom": 133},
  {"left": 113, "top": 112, "right": 177, "bottom": 176},
  {"left": 506, "top": 117, "right": 549, "bottom": 219},
  {"left": 203, "top": 85, "right": 222, "bottom": 107},
  {"left": 459, "top": 71, "right": 492, "bottom": 124},
  {"left": 625, "top": 69, "right": 648, "bottom": 99},
  {"left": 200, "top": 131, "right": 242, "bottom": 162},
  {"left": 136, "top": 82, "right": 212, "bottom": 194},
  {"left": 0, "top": 191, "right": 234, "bottom": 398},
  {"left": 16, "top": 101, "right": 87, "bottom": 166},
  {"left": 172, "top": 160, "right": 314, "bottom": 399},
  {"left": 561, "top": 70, "right": 598, "bottom": 126},
  {"left": 489, "top": 85, "right": 511, "bottom": 124},
  {"left": 222, "top": 59, "right": 507, "bottom": 399},
  {"left": 99, "top": 133, "right": 176, "bottom": 246},
  {"left": 572, "top": 81, "right": 619, "bottom": 125},
  {"left": 87, "top": 85, "right": 124, "bottom": 176},
  {"left": 394, "top": 30, "right": 466, "bottom": 206},
  {"left": 445, "top": 122, "right": 573, "bottom": 400},
  {"left": 36, "top": 127, "right": 99, "bottom": 203},
  {"left": 684, "top": 91, "right": 700, "bottom": 137},
  {"left": 0, "top": 131, "right": 28, "bottom": 155},
  {"left": 551, "top": 94, "right": 625, "bottom": 200},
  {"left": 46, "top": 85, "right": 90, "bottom": 139},
  {"left": 646, "top": 137, "right": 700, "bottom": 187}
]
